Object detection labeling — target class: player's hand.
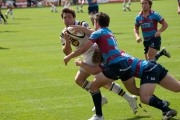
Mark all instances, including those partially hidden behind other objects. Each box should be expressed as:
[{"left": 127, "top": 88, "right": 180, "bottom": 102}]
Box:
[
  {"left": 64, "top": 56, "right": 71, "bottom": 65},
  {"left": 69, "top": 25, "right": 82, "bottom": 32},
  {"left": 64, "top": 32, "right": 71, "bottom": 42},
  {"left": 136, "top": 37, "right": 142, "bottom": 43},
  {"left": 74, "top": 58, "right": 82, "bottom": 66},
  {"left": 155, "top": 31, "right": 161, "bottom": 38}
]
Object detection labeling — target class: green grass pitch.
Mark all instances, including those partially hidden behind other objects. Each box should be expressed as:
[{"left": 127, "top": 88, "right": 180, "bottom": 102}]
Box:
[{"left": 0, "top": 0, "right": 180, "bottom": 119}]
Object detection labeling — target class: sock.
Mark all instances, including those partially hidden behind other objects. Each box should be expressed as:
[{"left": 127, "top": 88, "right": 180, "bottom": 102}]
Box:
[
  {"left": 109, "top": 82, "right": 131, "bottom": 102},
  {"left": 80, "top": 4, "right": 83, "bottom": 10},
  {"left": 154, "top": 50, "right": 164, "bottom": 61},
  {"left": 91, "top": 91, "right": 103, "bottom": 117},
  {"left": 128, "top": 0, "right": 131, "bottom": 6},
  {"left": 6, "top": 9, "right": 10, "bottom": 15},
  {"left": 123, "top": 2, "right": 126, "bottom": 8},
  {"left": 54, "top": 6, "right": 57, "bottom": 11},
  {"left": 148, "top": 95, "right": 171, "bottom": 112},
  {"left": 81, "top": 80, "right": 91, "bottom": 92},
  {"left": 9, "top": 10, "right": 13, "bottom": 15},
  {"left": 76, "top": 5, "right": 78, "bottom": 11}
]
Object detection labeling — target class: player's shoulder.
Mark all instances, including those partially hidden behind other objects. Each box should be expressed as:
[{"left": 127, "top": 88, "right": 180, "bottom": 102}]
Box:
[{"left": 75, "top": 20, "right": 90, "bottom": 28}]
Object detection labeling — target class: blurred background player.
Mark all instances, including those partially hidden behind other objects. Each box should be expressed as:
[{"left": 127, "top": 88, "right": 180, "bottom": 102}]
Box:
[
  {"left": 50, "top": 0, "right": 58, "bottom": 12},
  {"left": 13, "top": 0, "right": 17, "bottom": 7},
  {"left": 122, "top": 0, "right": 131, "bottom": 11},
  {"left": 178, "top": 0, "right": 180, "bottom": 14},
  {"left": 0, "top": 0, "right": 7, "bottom": 24},
  {"left": 5, "top": 0, "right": 14, "bottom": 19},
  {"left": 76, "top": 0, "right": 84, "bottom": 13},
  {"left": 64, "top": 0, "right": 72, "bottom": 8},
  {"left": 87, "top": 0, "right": 98, "bottom": 25}
]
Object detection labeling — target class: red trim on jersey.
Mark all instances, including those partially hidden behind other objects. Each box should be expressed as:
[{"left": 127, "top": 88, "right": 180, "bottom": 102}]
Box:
[{"left": 134, "top": 60, "right": 142, "bottom": 77}]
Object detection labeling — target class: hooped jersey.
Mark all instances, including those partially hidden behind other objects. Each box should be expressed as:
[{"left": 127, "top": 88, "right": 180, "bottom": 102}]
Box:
[{"left": 60, "top": 20, "right": 90, "bottom": 49}]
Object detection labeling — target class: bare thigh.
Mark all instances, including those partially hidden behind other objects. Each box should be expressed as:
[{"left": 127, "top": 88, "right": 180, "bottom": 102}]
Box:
[
  {"left": 121, "top": 77, "right": 140, "bottom": 96},
  {"left": 147, "top": 47, "right": 158, "bottom": 60},
  {"left": 159, "top": 74, "right": 180, "bottom": 92},
  {"left": 90, "top": 72, "right": 114, "bottom": 93}
]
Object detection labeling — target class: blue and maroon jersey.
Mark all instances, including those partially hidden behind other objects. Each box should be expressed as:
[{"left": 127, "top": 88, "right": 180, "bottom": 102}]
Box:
[
  {"left": 135, "top": 10, "right": 164, "bottom": 41},
  {"left": 99, "top": 50, "right": 148, "bottom": 78},
  {"left": 88, "top": 27, "right": 126, "bottom": 66},
  {"left": 87, "top": 0, "right": 98, "bottom": 7}
]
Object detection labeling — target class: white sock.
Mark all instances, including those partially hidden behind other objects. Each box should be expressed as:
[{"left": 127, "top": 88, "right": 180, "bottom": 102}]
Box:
[
  {"left": 109, "top": 82, "right": 131, "bottom": 102},
  {"left": 82, "top": 80, "right": 91, "bottom": 92}
]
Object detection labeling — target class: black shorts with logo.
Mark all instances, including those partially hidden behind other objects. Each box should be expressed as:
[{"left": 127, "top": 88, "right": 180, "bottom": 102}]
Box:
[
  {"left": 102, "top": 59, "right": 134, "bottom": 81},
  {"left": 140, "top": 60, "right": 168, "bottom": 85},
  {"left": 143, "top": 36, "right": 161, "bottom": 54}
]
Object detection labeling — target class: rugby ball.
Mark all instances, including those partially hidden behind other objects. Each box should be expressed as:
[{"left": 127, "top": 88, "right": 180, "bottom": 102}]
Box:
[{"left": 66, "top": 27, "right": 85, "bottom": 40}]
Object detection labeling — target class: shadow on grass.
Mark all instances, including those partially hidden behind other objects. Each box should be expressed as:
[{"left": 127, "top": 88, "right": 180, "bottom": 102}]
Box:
[
  {"left": 125, "top": 116, "right": 180, "bottom": 120},
  {"left": 125, "top": 115, "right": 151, "bottom": 120},
  {"left": 112, "top": 32, "right": 123, "bottom": 34},
  {"left": 0, "top": 30, "right": 19, "bottom": 32},
  {"left": 0, "top": 47, "right": 9, "bottom": 50},
  {"left": 14, "top": 18, "right": 31, "bottom": 20}
]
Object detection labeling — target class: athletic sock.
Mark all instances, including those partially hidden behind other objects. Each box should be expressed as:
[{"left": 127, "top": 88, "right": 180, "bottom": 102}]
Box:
[
  {"left": 148, "top": 95, "right": 171, "bottom": 112},
  {"left": 91, "top": 91, "right": 103, "bottom": 117}
]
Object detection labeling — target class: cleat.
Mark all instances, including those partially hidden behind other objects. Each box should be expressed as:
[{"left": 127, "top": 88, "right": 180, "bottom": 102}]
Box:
[
  {"left": 5, "top": 14, "right": 8, "bottom": 19},
  {"left": 129, "top": 95, "right": 138, "bottom": 115},
  {"left": 126, "top": 6, "right": 131, "bottom": 11},
  {"left": 92, "top": 96, "right": 108, "bottom": 112},
  {"left": 80, "top": 9, "right": 83, "bottom": 12},
  {"left": 11, "top": 16, "right": 14, "bottom": 19},
  {"left": 162, "top": 109, "right": 177, "bottom": 120},
  {"left": 88, "top": 115, "right": 104, "bottom": 120},
  {"left": 77, "top": 10, "right": 79, "bottom": 13},
  {"left": 51, "top": 9, "right": 53, "bottom": 12},
  {"left": 162, "top": 47, "right": 171, "bottom": 58},
  {"left": 122, "top": 7, "right": 126, "bottom": 11}
]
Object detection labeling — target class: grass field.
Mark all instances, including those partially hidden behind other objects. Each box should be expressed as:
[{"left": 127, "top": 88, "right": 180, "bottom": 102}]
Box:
[{"left": 0, "top": 0, "right": 180, "bottom": 119}]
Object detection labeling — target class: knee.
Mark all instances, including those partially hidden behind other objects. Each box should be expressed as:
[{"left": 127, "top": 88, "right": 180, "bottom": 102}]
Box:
[
  {"left": 140, "top": 96, "right": 149, "bottom": 104},
  {"left": 75, "top": 78, "right": 84, "bottom": 86}
]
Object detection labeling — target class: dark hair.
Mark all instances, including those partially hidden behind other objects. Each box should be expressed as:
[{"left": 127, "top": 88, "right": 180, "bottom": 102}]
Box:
[
  {"left": 61, "top": 8, "right": 76, "bottom": 18},
  {"left": 94, "top": 12, "right": 110, "bottom": 27},
  {"left": 141, "top": 0, "right": 153, "bottom": 8}
]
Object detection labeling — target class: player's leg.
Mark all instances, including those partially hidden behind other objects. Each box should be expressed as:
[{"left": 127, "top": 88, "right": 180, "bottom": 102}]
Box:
[
  {"left": 126, "top": 0, "right": 131, "bottom": 11},
  {"left": 89, "top": 72, "right": 113, "bottom": 120},
  {"left": 75, "top": 0, "right": 79, "bottom": 12},
  {"left": 80, "top": 0, "right": 84, "bottom": 12},
  {"left": 147, "top": 47, "right": 158, "bottom": 60},
  {"left": 51, "top": 3, "right": 54, "bottom": 12},
  {"left": 104, "top": 82, "right": 138, "bottom": 115},
  {"left": 9, "top": 4, "right": 14, "bottom": 19},
  {"left": 122, "top": 0, "right": 126, "bottom": 11},
  {"left": 53, "top": 0, "right": 58, "bottom": 12},
  {"left": 5, "top": 2, "right": 10, "bottom": 19},
  {"left": 160, "top": 74, "right": 180, "bottom": 92},
  {"left": 140, "top": 63, "right": 177, "bottom": 119},
  {"left": 140, "top": 83, "right": 177, "bottom": 119},
  {"left": 155, "top": 47, "right": 171, "bottom": 61}
]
